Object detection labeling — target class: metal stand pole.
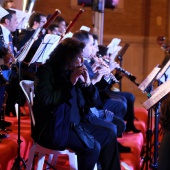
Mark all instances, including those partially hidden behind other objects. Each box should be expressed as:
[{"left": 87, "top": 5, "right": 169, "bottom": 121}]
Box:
[{"left": 92, "top": 0, "right": 105, "bottom": 45}]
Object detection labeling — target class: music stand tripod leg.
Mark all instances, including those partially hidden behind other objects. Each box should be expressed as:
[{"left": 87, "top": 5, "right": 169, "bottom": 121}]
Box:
[
  {"left": 11, "top": 62, "right": 26, "bottom": 170},
  {"left": 150, "top": 103, "right": 160, "bottom": 170},
  {"left": 141, "top": 108, "right": 153, "bottom": 170}
]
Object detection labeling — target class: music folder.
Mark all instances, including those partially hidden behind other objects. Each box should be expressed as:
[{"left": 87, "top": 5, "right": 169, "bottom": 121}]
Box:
[
  {"left": 138, "top": 65, "right": 161, "bottom": 93},
  {"left": 29, "top": 34, "right": 60, "bottom": 65},
  {"left": 143, "top": 79, "right": 170, "bottom": 110}
]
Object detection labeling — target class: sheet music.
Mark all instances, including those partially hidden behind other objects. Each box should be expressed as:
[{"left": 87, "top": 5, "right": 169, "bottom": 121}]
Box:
[
  {"left": 62, "top": 32, "right": 73, "bottom": 40},
  {"left": 29, "top": 34, "right": 60, "bottom": 65},
  {"left": 138, "top": 66, "right": 161, "bottom": 92},
  {"left": 110, "top": 45, "right": 122, "bottom": 60},
  {"left": 80, "top": 26, "right": 90, "bottom": 32},
  {"left": 143, "top": 79, "right": 170, "bottom": 110},
  {"left": 107, "top": 38, "right": 121, "bottom": 54},
  {"left": 10, "top": 8, "right": 31, "bottom": 29},
  {"left": 156, "top": 60, "right": 170, "bottom": 82}
]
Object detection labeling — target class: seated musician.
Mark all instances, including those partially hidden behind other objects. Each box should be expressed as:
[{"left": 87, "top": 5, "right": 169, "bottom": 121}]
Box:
[
  {"left": 0, "top": 9, "right": 19, "bottom": 116},
  {"left": 96, "top": 43, "right": 141, "bottom": 133},
  {"left": 16, "top": 12, "right": 47, "bottom": 80},
  {"left": 53, "top": 15, "right": 66, "bottom": 36},
  {"left": 32, "top": 37, "right": 121, "bottom": 170},
  {"left": 73, "top": 30, "right": 140, "bottom": 134},
  {"left": 72, "top": 30, "right": 134, "bottom": 153},
  {"left": 46, "top": 23, "right": 60, "bottom": 35}
]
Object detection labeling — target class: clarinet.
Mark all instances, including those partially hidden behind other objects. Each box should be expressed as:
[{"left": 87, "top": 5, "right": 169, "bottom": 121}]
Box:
[
  {"left": 102, "top": 58, "right": 139, "bottom": 86},
  {"left": 116, "top": 67, "right": 139, "bottom": 86}
]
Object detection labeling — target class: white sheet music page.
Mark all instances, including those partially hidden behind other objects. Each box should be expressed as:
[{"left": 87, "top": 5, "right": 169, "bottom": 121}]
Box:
[
  {"left": 156, "top": 60, "right": 170, "bottom": 82},
  {"left": 107, "top": 38, "right": 121, "bottom": 54},
  {"left": 62, "top": 32, "right": 73, "bottom": 40},
  {"left": 138, "top": 66, "right": 161, "bottom": 92},
  {"left": 143, "top": 79, "right": 170, "bottom": 110},
  {"left": 110, "top": 45, "right": 122, "bottom": 60},
  {"left": 29, "top": 34, "right": 60, "bottom": 65}
]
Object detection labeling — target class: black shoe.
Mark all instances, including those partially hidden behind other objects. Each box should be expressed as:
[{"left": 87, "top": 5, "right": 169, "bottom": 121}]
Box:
[
  {"left": 125, "top": 123, "right": 141, "bottom": 133},
  {"left": 118, "top": 142, "right": 131, "bottom": 153}
]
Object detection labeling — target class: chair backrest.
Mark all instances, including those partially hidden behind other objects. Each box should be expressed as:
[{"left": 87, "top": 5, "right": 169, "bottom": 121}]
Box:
[{"left": 20, "top": 80, "right": 35, "bottom": 126}]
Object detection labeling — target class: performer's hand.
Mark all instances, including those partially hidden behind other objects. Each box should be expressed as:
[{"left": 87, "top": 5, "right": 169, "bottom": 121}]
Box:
[{"left": 79, "top": 65, "right": 91, "bottom": 86}]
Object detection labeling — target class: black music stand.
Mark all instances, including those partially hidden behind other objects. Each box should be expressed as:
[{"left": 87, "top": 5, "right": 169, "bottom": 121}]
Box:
[
  {"left": 142, "top": 79, "right": 170, "bottom": 170},
  {"left": 138, "top": 65, "right": 161, "bottom": 170},
  {"left": 115, "top": 43, "right": 129, "bottom": 91},
  {"left": 140, "top": 58, "right": 170, "bottom": 170}
]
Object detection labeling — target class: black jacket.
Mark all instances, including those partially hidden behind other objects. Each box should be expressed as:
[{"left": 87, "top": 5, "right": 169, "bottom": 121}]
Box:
[{"left": 32, "top": 62, "right": 98, "bottom": 150}]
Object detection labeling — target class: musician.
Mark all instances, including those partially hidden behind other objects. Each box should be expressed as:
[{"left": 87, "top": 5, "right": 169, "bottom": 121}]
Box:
[
  {"left": 53, "top": 15, "right": 66, "bottom": 36},
  {"left": 16, "top": 12, "right": 47, "bottom": 80},
  {"left": 96, "top": 44, "right": 141, "bottom": 133},
  {"left": 46, "top": 23, "right": 60, "bottom": 35},
  {"left": 32, "top": 37, "right": 121, "bottom": 170},
  {"left": 0, "top": 9, "right": 18, "bottom": 116},
  {"left": 72, "top": 30, "right": 132, "bottom": 153},
  {"left": 158, "top": 94, "right": 170, "bottom": 170}
]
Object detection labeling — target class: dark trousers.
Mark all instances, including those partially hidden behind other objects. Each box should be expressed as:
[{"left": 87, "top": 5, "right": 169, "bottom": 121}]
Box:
[
  {"left": 104, "top": 90, "right": 135, "bottom": 124},
  {"left": 67, "top": 121, "right": 121, "bottom": 170}
]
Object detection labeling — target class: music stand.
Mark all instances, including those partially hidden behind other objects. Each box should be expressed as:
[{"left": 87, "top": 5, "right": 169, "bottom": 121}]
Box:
[
  {"left": 138, "top": 65, "right": 161, "bottom": 95},
  {"left": 142, "top": 72, "right": 170, "bottom": 170},
  {"left": 138, "top": 65, "right": 162, "bottom": 170}
]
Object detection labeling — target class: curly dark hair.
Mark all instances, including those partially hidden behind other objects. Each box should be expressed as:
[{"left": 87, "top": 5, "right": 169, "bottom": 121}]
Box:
[
  {"left": 46, "top": 37, "right": 85, "bottom": 71},
  {"left": 160, "top": 94, "right": 170, "bottom": 131}
]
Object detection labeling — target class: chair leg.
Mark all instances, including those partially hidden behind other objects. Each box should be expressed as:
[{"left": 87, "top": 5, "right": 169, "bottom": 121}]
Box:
[
  {"left": 37, "top": 153, "right": 45, "bottom": 170},
  {"left": 68, "top": 152, "right": 78, "bottom": 170},
  {"left": 93, "top": 163, "right": 97, "bottom": 170},
  {"left": 46, "top": 154, "right": 55, "bottom": 169},
  {"left": 51, "top": 153, "right": 59, "bottom": 167},
  {"left": 26, "top": 145, "right": 37, "bottom": 170}
]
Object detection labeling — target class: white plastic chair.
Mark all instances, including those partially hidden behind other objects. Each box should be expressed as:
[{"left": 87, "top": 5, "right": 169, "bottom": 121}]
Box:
[{"left": 20, "top": 80, "right": 97, "bottom": 170}]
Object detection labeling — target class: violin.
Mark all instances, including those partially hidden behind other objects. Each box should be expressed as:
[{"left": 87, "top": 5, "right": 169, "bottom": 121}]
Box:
[{"left": 157, "top": 35, "right": 170, "bottom": 53}]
